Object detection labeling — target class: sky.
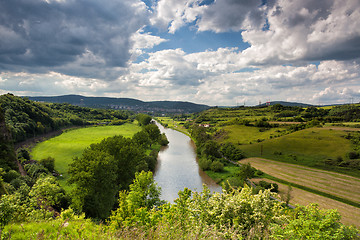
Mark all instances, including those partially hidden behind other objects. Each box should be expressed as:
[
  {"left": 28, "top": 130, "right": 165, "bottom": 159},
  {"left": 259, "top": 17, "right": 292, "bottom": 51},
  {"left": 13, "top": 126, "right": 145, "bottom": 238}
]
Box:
[{"left": 0, "top": 0, "right": 360, "bottom": 106}]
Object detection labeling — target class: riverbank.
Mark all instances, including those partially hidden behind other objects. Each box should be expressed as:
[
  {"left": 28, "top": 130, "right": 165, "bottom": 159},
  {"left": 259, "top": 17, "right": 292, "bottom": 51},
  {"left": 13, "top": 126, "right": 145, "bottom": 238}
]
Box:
[{"left": 154, "top": 121, "right": 221, "bottom": 202}]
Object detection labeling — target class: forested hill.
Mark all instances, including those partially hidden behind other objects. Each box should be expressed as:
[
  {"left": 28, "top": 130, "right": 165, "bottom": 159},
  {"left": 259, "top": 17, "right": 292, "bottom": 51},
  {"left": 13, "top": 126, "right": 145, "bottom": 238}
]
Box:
[
  {"left": 27, "top": 95, "right": 210, "bottom": 113},
  {"left": 0, "top": 93, "right": 133, "bottom": 143}
]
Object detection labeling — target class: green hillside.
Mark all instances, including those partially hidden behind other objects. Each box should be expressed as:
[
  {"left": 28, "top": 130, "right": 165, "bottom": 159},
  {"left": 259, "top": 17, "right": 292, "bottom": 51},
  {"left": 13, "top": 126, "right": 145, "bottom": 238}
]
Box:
[
  {"left": 238, "top": 128, "right": 356, "bottom": 174},
  {"left": 0, "top": 93, "right": 132, "bottom": 143}
]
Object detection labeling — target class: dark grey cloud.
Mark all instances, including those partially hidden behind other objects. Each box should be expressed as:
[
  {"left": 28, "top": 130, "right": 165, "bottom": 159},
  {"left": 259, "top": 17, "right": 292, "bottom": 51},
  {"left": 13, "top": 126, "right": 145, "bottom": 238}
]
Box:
[
  {"left": 0, "top": 0, "right": 148, "bottom": 79},
  {"left": 279, "top": 0, "right": 333, "bottom": 27},
  {"left": 196, "top": 0, "right": 264, "bottom": 32}
]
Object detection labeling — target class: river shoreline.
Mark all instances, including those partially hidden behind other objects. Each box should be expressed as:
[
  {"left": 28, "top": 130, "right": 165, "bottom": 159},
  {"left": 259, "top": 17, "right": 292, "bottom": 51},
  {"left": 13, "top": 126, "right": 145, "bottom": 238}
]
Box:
[{"left": 153, "top": 121, "right": 221, "bottom": 202}]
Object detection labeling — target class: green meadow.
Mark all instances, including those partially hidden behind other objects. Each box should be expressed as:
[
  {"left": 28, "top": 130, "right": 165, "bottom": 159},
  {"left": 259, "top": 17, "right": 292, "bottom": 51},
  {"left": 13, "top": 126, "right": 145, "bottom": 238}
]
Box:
[
  {"left": 237, "top": 127, "right": 358, "bottom": 176},
  {"left": 219, "top": 125, "right": 288, "bottom": 145},
  {"left": 31, "top": 123, "right": 141, "bottom": 190}
]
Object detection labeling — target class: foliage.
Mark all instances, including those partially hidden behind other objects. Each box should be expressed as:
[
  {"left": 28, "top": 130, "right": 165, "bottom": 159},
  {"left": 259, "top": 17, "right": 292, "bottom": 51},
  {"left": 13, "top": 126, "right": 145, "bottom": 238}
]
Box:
[
  {"left": 201, "top": 140, "right": 221, "bottom": 158},
  {"left": 189, "top": 125, "right": 211, "bottom": 146},
  {"left": 108, "top": 171, "right": 163, "bottom": 229},
  {"left": 257, "top": 180, "right": 279, "bottom": 193},
  {"left": 17, "top": 148, "right": 31, "bottom": 161},
  {"left": 38, "top": 157, "right": 55, "bottom": 173},
  {"left": 68, "top": 148, "right": 118, "bottom": 219},
  {"left": 29, "top": 176, "right": 68, "bottom": 211},
  {"left": 237, "top": 163, "right": 255, "bottom": 181},
  {"left": 31, "top": 123, "right": 142, "bottom": 188},
  {"left": 158, "top": 133, "right": 169, "bottom": 146},
  {"left": 1, "top": 178, "right": 358, "bottom": 239},
  {"left": 270, "top": 204, "right": 358, "bottom": 239},
  {"left": 0, "top": 106, "right": 17, "bottom": 172},
  {"left": 24, "top": 162, "right": 49, "bottom": 180},
  {"left": 108, "top": 185, "right": 301, "bottom": 239},
  {"left": 0, "top": 184, "right": 55, "bottom": 228},
  {"left": 67, "top": 127, "right": 164, "bottom": 219},
  {"left": 220, "top": 142, "right": 245, "bottom": 161},
  {"left": 143, "top": 123, "right": 161, "bottom": 144},
  {"left": 132, "top": 130, "right": 151, "bottom": 148},
  {"left": 328, "top": 105, "right": 360, "bottom": 122},
  {"left": 136, "top": 113, "right": 152, "bottom": 126},
  {"left": 198, "top": 157, "right": 212, "bottom": 171},
  {"left": 210, "top": 160, "right": 224, "bottom": 172},
  {"left": 0, "top": 93, "right": 132, "bottom": 143}
]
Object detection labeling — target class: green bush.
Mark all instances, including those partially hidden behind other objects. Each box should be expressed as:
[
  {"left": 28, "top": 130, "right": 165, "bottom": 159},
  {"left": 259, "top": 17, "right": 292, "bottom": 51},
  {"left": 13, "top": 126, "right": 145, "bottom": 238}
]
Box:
[
  {"left": 348, "top": 151, "right": 359, "bottom": 159},
  {"left": 158, "top": 133, "right": 169, "bottom": 146},
  {"left": 3, "top": 170, "right": 20, "bottom": 183},
  {"left": 38, "top": 157, "right": 55, "bottom": 172},
  {"left": 258, "top": 180, "right": 279, "bottom": 192},
  {"left": 198, "top": 157, "right": 212, "bottom": 171},
  {"left": 210, "top": 160, "right": 224, "bottom": 172}
]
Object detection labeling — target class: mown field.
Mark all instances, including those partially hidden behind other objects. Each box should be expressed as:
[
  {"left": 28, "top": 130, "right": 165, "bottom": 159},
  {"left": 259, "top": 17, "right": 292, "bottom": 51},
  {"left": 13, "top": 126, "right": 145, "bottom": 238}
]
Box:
[
  {"left": 241, "top": 158, "right": 360, "bottom": 204},
  {"left": 31, "top": 123, "right": 141, "bottom": 190},
  {"left": 251, "top": 177, "right": 360, "bottom": 228}
]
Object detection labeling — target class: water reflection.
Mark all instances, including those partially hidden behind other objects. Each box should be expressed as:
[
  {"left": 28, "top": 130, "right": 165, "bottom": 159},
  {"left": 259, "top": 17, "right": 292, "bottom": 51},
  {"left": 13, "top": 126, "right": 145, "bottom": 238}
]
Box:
[{"left": 154, "top": 122, "right": 222, "bottom": 202}]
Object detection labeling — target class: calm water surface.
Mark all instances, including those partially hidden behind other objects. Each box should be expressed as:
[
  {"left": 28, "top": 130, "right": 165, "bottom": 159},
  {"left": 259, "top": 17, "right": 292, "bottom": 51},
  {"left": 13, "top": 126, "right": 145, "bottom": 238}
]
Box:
[{"left": 154, "top": 122, "right": 222, "bottom": 202}]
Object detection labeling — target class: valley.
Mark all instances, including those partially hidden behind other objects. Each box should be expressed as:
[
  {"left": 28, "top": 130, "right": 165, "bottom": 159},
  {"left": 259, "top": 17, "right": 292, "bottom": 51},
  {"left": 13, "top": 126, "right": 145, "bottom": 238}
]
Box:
[{"left": 1, "top": 95, "right": 359, "bottom": 238}]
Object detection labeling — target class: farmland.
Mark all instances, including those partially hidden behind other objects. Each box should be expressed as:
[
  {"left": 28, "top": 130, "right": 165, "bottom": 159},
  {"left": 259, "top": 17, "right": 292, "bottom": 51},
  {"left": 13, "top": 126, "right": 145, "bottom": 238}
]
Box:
[
  {"left": 251, "top": 177, "right": 360, "bottom": 227},
  {"left": 241, "top": 157, "right": 360, "bottom": 205},
  {"left": 165, "top": 104, "right": 360, "bottom": 229},
  {"left": 237, "top": 128, "right": 359, "bottom": 176}
]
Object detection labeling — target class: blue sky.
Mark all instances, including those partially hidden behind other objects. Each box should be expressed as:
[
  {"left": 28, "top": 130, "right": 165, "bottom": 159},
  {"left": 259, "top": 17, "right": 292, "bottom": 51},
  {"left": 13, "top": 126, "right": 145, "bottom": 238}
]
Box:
[{"left": 0, "top": 0, "right": 359, "bottom": 106}]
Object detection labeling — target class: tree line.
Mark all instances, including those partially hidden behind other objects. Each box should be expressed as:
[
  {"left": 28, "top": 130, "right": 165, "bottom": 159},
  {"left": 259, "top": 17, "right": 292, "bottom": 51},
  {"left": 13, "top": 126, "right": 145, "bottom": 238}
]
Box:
[{"left": 0, "top": 93, "right": 133, "bottom": 143}]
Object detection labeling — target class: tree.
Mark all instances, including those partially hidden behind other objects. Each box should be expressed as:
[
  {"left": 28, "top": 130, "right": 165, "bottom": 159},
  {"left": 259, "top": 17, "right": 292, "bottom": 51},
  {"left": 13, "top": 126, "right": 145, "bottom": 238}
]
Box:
[
  {"left": 237, "top": 163, "right": 255, "bottom": 181},
  {"left": 38, "top": 157, "right": 55, "bottom": 173},
  {"left": 68, "top": 134, "right": 150, "bottom": 219},
  {"left": 136, "top": 114, "right": 152, "bottom": 126},
  {"left": 210, "top": 160, "right": 224, "bottom": 172},
  {"left": 29, "top": 176, "right": 67, "bottom": 211},
  {"left": 158, "top": 133, "right": 169, "bottom": 146},
  {"left": 201, "top": 140, "right": 221, "bottom": 158},
  {"left": 68, "top": 149, "right": 117, "bottom": 219},
  {"left": 143, "top": 124, "right": 161, "bottom": 145},
  {"left": 127, "top": 171, "right": 163, "bottom": 210},
  {"left": 132, "top": 130, "right": 151, "bottom": 148},
  {"left": 109, "top": 171, "right": 163, "bottom": 229}
]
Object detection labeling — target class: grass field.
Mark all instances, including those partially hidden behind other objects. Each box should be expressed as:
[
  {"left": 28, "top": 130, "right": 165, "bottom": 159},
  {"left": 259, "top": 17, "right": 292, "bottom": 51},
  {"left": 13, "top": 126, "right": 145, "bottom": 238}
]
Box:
[
  {"left": 197, "top": 107, "right": 276, "bottom": 125},
  {"left": 220, "top": 125, "right": 288, "bottom": 145},
  {"left": 241, "top": 158, "right": 360, "bottom": 205},
  {"left": 251, "top": 178, "right": 360, "bottom": 228},
  {"left": 31, "top": 123, "right": 141, "bottom": 190},
  {"left": 237, "top": 127, "right": 356, "bottom": 175}
]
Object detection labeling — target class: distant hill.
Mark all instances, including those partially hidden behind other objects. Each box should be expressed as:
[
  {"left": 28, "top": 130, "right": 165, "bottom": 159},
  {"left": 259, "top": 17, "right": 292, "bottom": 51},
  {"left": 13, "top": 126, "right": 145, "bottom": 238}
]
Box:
[
  {"left": 27, "top": 95, "right": 210, "bottom": 114},
  {"left": 257, "top": 101, "right": 314, "bottom": 108}
]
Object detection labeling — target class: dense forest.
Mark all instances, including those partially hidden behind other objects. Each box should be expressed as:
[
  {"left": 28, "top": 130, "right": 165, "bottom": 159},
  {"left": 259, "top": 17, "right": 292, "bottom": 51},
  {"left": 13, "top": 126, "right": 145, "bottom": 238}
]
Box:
[{"left": 0, "top": 95, "right": 359, "bottom": 239}]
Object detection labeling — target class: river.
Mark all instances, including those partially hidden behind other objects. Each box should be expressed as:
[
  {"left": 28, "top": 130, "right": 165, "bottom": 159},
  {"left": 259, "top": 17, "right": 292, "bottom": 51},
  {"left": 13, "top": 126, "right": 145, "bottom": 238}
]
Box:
[{"left": 154, "top": 122, "right": 222, "bottom": 202}]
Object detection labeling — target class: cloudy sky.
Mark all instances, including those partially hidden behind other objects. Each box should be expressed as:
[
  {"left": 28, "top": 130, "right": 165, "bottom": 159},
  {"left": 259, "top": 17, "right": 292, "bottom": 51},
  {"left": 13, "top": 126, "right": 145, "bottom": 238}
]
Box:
[{"left": 0, "top": 0, "right": 360, "bottom": 106}]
